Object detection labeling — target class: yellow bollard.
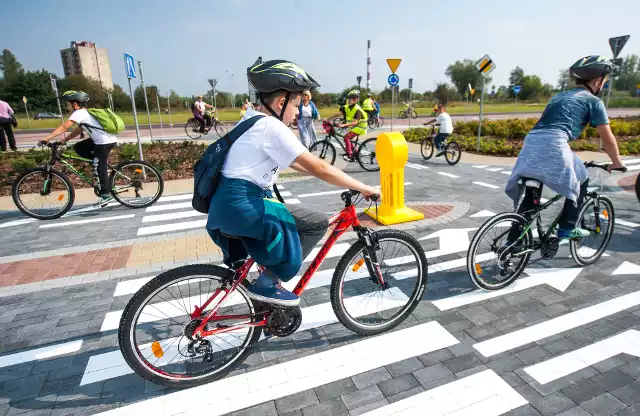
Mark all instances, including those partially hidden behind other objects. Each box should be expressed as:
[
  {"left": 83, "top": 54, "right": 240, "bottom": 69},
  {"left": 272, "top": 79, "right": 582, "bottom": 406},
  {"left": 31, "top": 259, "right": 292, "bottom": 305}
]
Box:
[{"left": 365, "top": 132, "right": 424, "bottom": 225}]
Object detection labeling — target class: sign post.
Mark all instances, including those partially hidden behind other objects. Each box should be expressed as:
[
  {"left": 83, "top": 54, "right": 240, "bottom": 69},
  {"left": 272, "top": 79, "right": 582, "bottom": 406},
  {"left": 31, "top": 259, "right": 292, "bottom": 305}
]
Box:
[
  {"left": 605, "top": 35, "right": 630, "bottom": 109},
  {"left": 512, "top": 86, "right": 521, "bottom": 112},
  {"left": 49, "top": 75, "right": 64, "bottom": 125},
  {"left": 387, "top": 59, "right": 402, "bottom": 132},
  {"left": 357, "top": 75, "right": 362, "bottom": 91},
  {"left": 22, "top": 96, "right": 31, "bottom": 128},
  {"left": 166, "top": 93, "right": 172, "bottom": 127},
  {"left": 124, "top": 53, "right": 144, "bottom": 160},
  {"left": 466, "top": 84, "right": 475, "bottom": 121},
  {"left": 475, "top": 54, "right": 496, "bottom": 152},
  {"left": 208, "top": 78, "right": 218, "bottom": 110},
  {"left": 408, "top": 78, "right": 413, "bottom": 130},
  {"left": 137, "top": 61, "right": 154, "bottom": 140},
  {"left": 155, "top": 87, "right": 163, "bottom": 137},
  {"left": 107, "top": 92, "right": 114, "bottom": 112}
]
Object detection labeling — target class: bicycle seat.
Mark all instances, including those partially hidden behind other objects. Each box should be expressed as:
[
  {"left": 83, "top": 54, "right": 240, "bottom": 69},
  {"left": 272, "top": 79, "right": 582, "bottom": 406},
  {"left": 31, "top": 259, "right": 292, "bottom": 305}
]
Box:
[{"left": 517, "top": 178, "right": 542, "bottom": 189}]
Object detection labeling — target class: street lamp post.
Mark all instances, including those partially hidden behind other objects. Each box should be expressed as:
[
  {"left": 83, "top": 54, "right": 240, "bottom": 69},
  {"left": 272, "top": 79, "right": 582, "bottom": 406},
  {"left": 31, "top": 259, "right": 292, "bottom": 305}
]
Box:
[{"left": 225, "top": 70, "right": 234, "bottom": 108}]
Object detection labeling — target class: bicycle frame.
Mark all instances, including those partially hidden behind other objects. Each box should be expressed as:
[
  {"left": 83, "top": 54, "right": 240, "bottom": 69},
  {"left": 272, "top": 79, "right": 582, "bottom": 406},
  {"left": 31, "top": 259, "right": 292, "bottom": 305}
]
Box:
[{"left": 189, "top": 201, "right": 364, "bottom": 339}]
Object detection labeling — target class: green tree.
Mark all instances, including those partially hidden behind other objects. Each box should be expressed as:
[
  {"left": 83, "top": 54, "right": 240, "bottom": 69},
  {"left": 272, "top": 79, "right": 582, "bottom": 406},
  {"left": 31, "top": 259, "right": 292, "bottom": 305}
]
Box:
[
  {"left": 0, "top": 49, "right": 24, "bottom": 85},
  {"left": 4, "top": 69, "right": 57, "bottom": 112},
  {"left": 519, "top": 74, "right": 543, "bottom": 100},
  {"left": 445, "top": 59, "right": 490, "bottom": 96},
  {"left": 433, "top": 83, "right": 460, "bottom": 104},
  {"left": 615, "top": 54, "right": 640, "bottom": 95},
  {"left": 110, "top": 84, "right": 131, "bottom": 111},
  {"left": 508, "top": 67, "right": 525, "bottom": 92},
  {"left": 557, "top": 69, "right": 573, "bottom": 91},
  {"left": 133, "top": 85, "right": 158, "bottom": 111}
]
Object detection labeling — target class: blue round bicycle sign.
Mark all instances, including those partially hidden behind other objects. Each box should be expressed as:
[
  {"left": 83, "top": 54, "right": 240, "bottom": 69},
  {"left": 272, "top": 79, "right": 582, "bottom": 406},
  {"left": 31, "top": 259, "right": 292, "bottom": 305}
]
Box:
[{"left": 388, "top": 73, "right": 399, "bottom": 86}]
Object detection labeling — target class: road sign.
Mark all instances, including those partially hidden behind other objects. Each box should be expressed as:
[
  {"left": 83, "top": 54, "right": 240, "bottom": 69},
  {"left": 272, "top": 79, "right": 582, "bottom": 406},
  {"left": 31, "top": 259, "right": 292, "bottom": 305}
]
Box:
[
  {"left": 22, "top": 96, "right": 27, "bottom": 103},
  {"left": 408, "top": 78, "right": 413, "bottom": 89},
  {"left": 388, "top": 73, "right": 399, "bottom": 86},
  {"left": 356, "top": 75, "right": 362, "bottom": 86},
  {"left": 475, "top": 54, "right": 496, "bottom": 77},
  {"left": 513, "top": 86, "right": 521, "bottom": 94},
  {"left": 386, "top": 59, "right": 402, "bottom": 74},
  {"left": 50, "top": 77, "right": 58, "bottom": 95},
  {"left": 609, "top": 35, "right": 630, "bottom": 59},
  {"left": 612, "top": 57, "right": 623, "bottom": 76},
  {"left": 124, "top": 53, "right": 136, "bottom": 79}
]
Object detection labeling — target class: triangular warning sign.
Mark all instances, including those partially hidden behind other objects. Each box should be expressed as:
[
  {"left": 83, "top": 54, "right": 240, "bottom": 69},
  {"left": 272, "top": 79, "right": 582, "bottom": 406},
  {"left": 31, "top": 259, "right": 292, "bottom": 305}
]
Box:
[
  {"left": 386, "top": 59, "right": 402, "bottom": 74},
  {"left": 609, "top": 35, "right": 630, "bottom": 58}
]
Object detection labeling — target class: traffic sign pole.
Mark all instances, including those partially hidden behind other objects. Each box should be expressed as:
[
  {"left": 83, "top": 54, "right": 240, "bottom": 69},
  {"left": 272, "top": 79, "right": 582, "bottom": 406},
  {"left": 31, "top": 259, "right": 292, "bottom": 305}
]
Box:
[
  {"left": 408, "top": 78, "right": 413, "bottom": 130},
  {"left": 124, "top": 53, "right": 143, "bottom": 161},
  {"left": 166, "top": 93, "right": 173, "bottom": 127},
  {"left": 477, "top": 76, "right": 486, "bottom": 152},
  {"left": 155, "top": 87, "right": 163, "bottom": 137},
  {"left": 137, "top": 61, "right": 154, "bottom": 141},
  {"left": 22, "top": 97, "right": 31, "bottom": 128}
]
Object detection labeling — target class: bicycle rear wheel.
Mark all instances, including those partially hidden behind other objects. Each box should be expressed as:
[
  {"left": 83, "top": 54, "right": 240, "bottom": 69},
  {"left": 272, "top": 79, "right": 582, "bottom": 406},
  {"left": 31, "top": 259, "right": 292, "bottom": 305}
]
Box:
[
  {"left": 12, "top": 167, "right": 75, "bottom": 220},
  {"left": 357, "top": 138, "right": 379, "bottom": 171},
  {"left": 635, "top": 173, "right": 640, "bottom": 203},
  {"left": 410, "top": 110, "right": 418, "bottom": 119},
  {"left": 420, "top": 138, "right": 434, "bottom": 160},
  {"left": 377, "top": 116, "right": 384, "bottom": 127},
  {"left": 185, "top": 119, "right": 203, "bottom": 140},
  {"left": 309, "top": 140, "right": 337, "bottom": 165},
  {"left": 330, "top": 229, "right": 428, "bottom": 335},
  {"left": 214, "top": 121, "right": 228, "bottom": 138},
  {"left": 110, "top": 160, "right": 164, "bottom": 208},
  {"left": 466, "top": 213, "right": 533, "bottom": 290},
  {"left": 445, "top": 141, "right": 462, "bottom": 165},
  {"left": 118, "top": 264, "right": 262, "bottom": 389},
  {"left": 570, "top": 196, "right": 615, "bottom": 266}
]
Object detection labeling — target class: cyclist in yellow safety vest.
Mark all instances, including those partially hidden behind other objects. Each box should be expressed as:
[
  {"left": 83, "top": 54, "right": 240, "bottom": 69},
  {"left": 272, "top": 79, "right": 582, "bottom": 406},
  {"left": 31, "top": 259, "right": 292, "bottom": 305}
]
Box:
[
  {"left": 362, "top": 93, "right": 376, "bottom": 119},
  {"left": 328, "top": 90, "right": 368, "bottom": 162}
]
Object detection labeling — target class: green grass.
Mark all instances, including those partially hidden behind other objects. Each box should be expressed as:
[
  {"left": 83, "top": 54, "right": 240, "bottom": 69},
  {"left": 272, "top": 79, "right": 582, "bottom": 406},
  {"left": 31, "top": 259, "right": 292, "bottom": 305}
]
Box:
[{"left": 13, "top": 102, "right": 550, "bottom": 130}]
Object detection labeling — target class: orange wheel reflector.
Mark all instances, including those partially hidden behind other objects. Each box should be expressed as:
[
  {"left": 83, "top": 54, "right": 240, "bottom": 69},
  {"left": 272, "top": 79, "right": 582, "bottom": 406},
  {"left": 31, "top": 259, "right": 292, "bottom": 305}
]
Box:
[
  {"left": 602, "top": 209, "right": 609, "bottom": 219},
  {"left": 475, "top": 263, "right": 483, "bottom": 275},
  {"left": 151, "top": 341, "right": 164, "bottom": 358},
  {"left": 57, "top": 194, "right": 64, "bottom": 201},
  {"left": 135, "top": 168, "right": 143, "bottom": 173},
  {"left": 352, "top": 258, "right": 365, "bottom": 272}
]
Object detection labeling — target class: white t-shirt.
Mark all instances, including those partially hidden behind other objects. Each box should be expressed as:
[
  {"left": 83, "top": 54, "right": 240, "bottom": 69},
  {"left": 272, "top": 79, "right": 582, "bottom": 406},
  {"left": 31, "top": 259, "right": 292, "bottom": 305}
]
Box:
[
  {"left": 69, "top": 109, "right": 118, "bottom": 145},
  {"left": 435, "top": 112, "right": 453, "bottom": 134},
  {"left": 195, "top": 101, "right": 206, "bottom": 113},
  {"left": 300, "top": 104, "right": 313, "bottom": 118},
  {"left": 222, "top": 112, "right": 307, "bottom": 189}
]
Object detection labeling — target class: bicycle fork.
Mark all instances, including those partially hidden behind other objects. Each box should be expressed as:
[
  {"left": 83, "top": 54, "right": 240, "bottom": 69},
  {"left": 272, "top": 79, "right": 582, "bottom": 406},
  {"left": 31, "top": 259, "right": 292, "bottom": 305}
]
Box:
[{"left": 358, "top": 229, "right": 387, "bottom": 289}]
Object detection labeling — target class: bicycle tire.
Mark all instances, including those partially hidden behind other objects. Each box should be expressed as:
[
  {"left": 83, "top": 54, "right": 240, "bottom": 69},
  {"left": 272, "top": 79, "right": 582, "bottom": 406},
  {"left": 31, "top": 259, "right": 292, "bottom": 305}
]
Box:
[
  {"left": 420, "top": 138, "right": 434, "bottom": 160},
  {"left": 635, "top": 173, "right": 640, "bottom": 203},
  {"left": 309, "top": 140, "right": 337, "bottom": 165},
  {"left": 399, "top": 111, "right": 406, "bottom": 119},
  {"left": 214, "top": 121, "right": 228, "bottom": 138},
  {"left": 570, "top": 195, "right": 615, "bottom": 266},
  {"left": 330, "top": 229, "right": 428, "bottom": 335},
  {"left": 185, "top": 119, "right": 203, "bottom": 140},
  {"left": 466, "top": 213, "right": 533, "bottom": 291},
  {"left": 410, "top": 110, "right": 418, "bottom": 119},
  {"left": 445, "top": 141, "right": 462, "bottom": 166},
  {"left": 357, "top": 138, "right": 380, "bottom": 172},
  {"left": 110, "top": 160, "right": 164, "bottom": 208},
  {"left": 368, "top": 118, "right": 376, "bottom": 129},
  {"left": 377, "top": 117, "right": 384, "bottom": 127},
  {"left": 12, "top": 167, "right": 75, "bottom": 220},
  {"left": 118, "top": 264, "right": 262, "bottom": 389}
]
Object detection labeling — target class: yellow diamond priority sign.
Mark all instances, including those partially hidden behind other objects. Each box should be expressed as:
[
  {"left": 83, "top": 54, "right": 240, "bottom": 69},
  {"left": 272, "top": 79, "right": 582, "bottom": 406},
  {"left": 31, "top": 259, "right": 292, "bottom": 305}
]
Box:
[
  {"left": 475, "top": 54, "right": 495, "bottom": 77},
  {"left": 386, "top": 59, "right": 402, "bottom": 74}
]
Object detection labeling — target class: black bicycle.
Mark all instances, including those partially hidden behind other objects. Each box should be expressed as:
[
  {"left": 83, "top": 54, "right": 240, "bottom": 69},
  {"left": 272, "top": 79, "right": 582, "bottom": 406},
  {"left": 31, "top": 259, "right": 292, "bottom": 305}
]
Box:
[
  {"left": 185, "top": 110, "right": 228, "bottom": 139},
  {"left": 420, "top": 125, "right": 461, "bottom": 166},
  {"left": 368, "top": 113, "right": 384, "bottom": 129},
  {"left": 466, "top": 162, "right": 627, "bottom": 290},
  {"left": 399, "top": 107, "right": 418, "bottom": 119},
  {"left": 12, "top": 142, "right": 164, "bottom": 220},
  {"left": 309, "top": 121, "right": 379, "bottom": 171}
]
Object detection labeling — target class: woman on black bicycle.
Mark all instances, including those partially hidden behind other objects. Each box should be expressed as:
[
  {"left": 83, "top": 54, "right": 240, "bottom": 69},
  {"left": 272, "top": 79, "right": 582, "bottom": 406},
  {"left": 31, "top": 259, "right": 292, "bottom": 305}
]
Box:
[{"left": 506, "top": 55, "right": 625, "bottom": 240}]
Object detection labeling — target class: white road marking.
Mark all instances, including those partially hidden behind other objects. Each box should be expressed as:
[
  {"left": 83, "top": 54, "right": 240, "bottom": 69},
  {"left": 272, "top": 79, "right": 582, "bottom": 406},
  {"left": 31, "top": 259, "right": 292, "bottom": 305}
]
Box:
[
  {"left": 628, "top": 164, "right": 640, "bottom": 171},
  {"left": 613, "top": 261, "right": 640, "bottom": 275},
  {"left": 406, "top": 162, "right": 428, "bottom": 170},
  {"left": 0, "top": 218, "right": 37, "bottom": 229},
  {"left": 285, "top": 198, "right": 301, "bottom": 204},
  {"left": 472, "top": 165, "right": 489, "bottom": 169},
  {"left": 501, "top": 170, "right": 513, "bottom": 175},
  {"left": 524, "top": 330, "right": 640, "bottom": 385},
  {"left": 437, "top": 172, "right": 459, "bottom": 178},
  {"left": 157, "top": 193, "right": 193, "bottom": 203},
  {"left": 474, "top": 289, "right": 640, "bottom": 357},
  {"left": 39, "top": 214, "right": 135, "bottom": 229},
  {"left": 362, "top": 370, "right": 527, "bottom": 416},
  {"left": 485, "top": 167, "right": 503, "bottom": 172},
  {"left": 145, "top": 201, "right": 192, "bottom": 212},
  {"left": 473, "top": 181, "right": 499, "bottom": 189},
  {"left": 0, "top": 340, "right": 83, "bottom": 368},
  {"left": 141, "top": 210, "right": 206, "bottom": 223},
  {"left": 278, "top": 191, "right": 292, "bottom": 197},
  {"left": 136, "top": 219, "right": 207, "bottom": 236},
  {"left": 617, "top": 218, "right": 639, "bottom": 228},
  {"left": 470, "top": 210, "right": 496, "bottom": 218}
]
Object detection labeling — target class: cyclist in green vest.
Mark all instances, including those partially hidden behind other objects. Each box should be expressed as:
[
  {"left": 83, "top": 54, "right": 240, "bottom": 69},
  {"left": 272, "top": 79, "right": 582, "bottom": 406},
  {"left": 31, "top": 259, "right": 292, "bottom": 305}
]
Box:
[
  {"left": 362, "top": 93, "right": 375, "bottom": 118},
  {"left": 328, "top": 90, "right": 368, "bottom": 161}
]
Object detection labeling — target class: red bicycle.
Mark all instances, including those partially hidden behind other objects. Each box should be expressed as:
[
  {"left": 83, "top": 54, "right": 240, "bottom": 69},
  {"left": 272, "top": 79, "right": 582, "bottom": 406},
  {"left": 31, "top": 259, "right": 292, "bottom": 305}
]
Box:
[{"left": 118, "top": 189, "right": 428, "bottom": 388}]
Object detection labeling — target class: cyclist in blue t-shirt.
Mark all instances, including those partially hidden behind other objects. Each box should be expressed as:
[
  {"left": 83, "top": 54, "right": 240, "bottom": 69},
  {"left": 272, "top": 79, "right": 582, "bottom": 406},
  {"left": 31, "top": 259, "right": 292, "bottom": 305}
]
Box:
[{"left": 506, "top": 55, "right": 625, "bottom": 241}]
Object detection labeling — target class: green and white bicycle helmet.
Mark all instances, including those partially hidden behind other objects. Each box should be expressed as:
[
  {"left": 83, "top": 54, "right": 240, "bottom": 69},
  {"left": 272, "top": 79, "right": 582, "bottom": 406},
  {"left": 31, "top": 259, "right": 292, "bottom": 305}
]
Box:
[
  {"left": 347, "top": 90, "right": 360, "bottom": 98},
  {"left": 247, "top": 59, "right": 320, "bottom": 120},
  {"left": 569, "top": 55, "right": 617, "bottom": 94},
  {"left": 61, "top": 90, "right": 90, "bottom": 103}
]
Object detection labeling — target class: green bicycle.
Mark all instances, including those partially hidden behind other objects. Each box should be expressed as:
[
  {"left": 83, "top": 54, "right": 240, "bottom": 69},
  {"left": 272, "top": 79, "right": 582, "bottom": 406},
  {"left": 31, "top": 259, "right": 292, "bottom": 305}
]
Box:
[
  {"left": 466, "top": 161, "right": 627, "bottom": 290},
  {"left": 12, "top": 141, "right": 164, "bottom": 220}
]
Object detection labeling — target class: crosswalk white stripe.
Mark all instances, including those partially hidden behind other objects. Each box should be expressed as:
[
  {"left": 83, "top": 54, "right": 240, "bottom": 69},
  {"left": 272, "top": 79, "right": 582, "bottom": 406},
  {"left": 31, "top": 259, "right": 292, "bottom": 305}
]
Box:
[
  {"left": 485, "top": 167, "right": 503, "bottom": 172},
  {"left": 0, "top": 340, "right": 83, "bottom": 368},
  {"left": 616, "top": 218, "right": 639, "bottom": 228},
  {"left": 406, "top": 163, "right": 427, "bottom": 170},
  {"left": 362, "top": 369, "right": 527, "bottom": 416},
  {"left": 157, "top": 193, "right": 193, "bottom": 203},
  {"left": 437, "top": 172, "right": 459, "bottom": 178},
  {"left": 285, "top": 198, "right": 301, "bottom": 204},
  {"left": 501, "top": 170, "right": 513, "bottom": 175},
  {"left": 136, "top": 219, "right": 207, "bottom": 236},
  {"left": 0, "top": 218, "right": 38, "bottom": 229},
  {"left": 622, "top": 158, "right": 640, "bottom": 164},
  {"left": 145, "top": 201, "right": 192, "bottom": 213},
  {"left": 92, "top": 321, "right": 458, "bottom": 415},
  {"left": 39, "top": 214, "right": 135, "bottom": 229},
  {"left": 472, "top": 165, "right": 489, "bottom": 169},
  {"left": 140, "top": 210, "right": 206, "bottom": 223},
  {"left": 474, "top": 289, "right": 640, "bottom": 357},
  {"left": 472, "top": 181, "right": 499, "bottom": 189},
  {"left": 629, "top": 164, "right": 640, "bottom": 171}
]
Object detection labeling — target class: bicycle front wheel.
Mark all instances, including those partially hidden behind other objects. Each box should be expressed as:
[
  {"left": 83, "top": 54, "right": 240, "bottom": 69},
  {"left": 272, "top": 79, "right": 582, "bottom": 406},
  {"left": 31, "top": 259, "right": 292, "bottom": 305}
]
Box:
[
  {"left": 309, "top": 140, "right": 337, "bottom": 165},
  {"left": 12, "top": 167, "right": 75, "bottom": 220},
  {"left": 410, "top": 110, "right": 418, "bottom": 119},
  {"left": 467, "top": 213, "right": 533, "bottom": 290},
  {"left": 357, "top": 138, "right": 379, "bottom": 172},
  {"left": 110, "top": 160, "right": 164, "bottom": 208},
  {"left": 570, "top": 195, "right": 615, "bottom": 266},
  {"left": 214, "top": 121, "right": 228, "bottom": 138},
  {"left": 635, "top": 173, "right": 640, "bottom": 203},
  {"left": 399, "top": 111, "right": 406, "bottom": 119},
  {"left": 377, "top": 116, "right": 384, "bottom": 127},
  {"left": 185, "top": 120, "right": 202, "bottom": 140},
  {"left": 445, "top": 141, "right": 462, "bottom": 165},
  {"left": 330, "top": 229, "right": 428, "bottom": 335},
  {"left": 421, "top": 138, "right": 434, "bottom": 160},
  {"left": 119, "top": 264, "right": 262, "bottom": 389}
]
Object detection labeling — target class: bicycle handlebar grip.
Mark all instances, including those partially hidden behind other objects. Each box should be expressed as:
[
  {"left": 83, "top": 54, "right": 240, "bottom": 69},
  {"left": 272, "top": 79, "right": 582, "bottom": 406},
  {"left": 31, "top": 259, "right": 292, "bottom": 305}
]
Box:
[{"left": 369, "top": 194, "right": 380, "bottom": 202}]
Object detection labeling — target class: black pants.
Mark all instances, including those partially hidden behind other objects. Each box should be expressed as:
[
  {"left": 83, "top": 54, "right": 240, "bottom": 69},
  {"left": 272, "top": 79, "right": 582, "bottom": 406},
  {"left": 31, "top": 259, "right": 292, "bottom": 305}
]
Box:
[
  {"left": 0, "top": 120, "right": 16, "bottom": 151},
  {"left": 74, "top": 139, "right": 116, "bottom": 195},
  {"left": 509, "top": 179, "right": 589, "bottom": 241}
]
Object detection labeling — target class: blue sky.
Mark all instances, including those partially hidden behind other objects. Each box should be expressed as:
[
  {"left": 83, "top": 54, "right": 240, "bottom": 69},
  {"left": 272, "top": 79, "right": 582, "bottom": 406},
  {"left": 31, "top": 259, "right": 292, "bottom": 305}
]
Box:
[{"left": 3, "top": 0, "right": 638, "bottom": 96}]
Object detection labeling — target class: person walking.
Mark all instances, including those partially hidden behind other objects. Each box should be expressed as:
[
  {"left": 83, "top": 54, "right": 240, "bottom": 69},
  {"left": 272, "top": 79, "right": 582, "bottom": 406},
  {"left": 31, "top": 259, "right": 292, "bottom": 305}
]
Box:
[
  {"left": 0, "top": 99, "right": 18, "bottom": 152},
  {"left": 297, "top": 90, "right": 319, "bottom": 147}
]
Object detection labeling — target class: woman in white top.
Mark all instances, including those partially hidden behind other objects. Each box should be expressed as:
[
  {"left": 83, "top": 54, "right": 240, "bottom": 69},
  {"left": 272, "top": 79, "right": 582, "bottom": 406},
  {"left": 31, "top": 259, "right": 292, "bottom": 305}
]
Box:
[{"left": 296, "top": 90, "right": 320, "bottom": 147}]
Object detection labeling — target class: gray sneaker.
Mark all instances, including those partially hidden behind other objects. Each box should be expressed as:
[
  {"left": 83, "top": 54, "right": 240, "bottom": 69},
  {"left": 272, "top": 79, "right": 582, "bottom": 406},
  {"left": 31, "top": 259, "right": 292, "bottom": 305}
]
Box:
[{"left": 94, "top": 194, "right": 114, "bottom": 208}]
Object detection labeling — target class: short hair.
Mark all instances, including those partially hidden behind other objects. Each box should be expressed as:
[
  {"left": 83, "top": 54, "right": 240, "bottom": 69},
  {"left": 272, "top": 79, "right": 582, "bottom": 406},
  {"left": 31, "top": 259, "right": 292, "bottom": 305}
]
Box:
[
  {"left": 197, "top": 96, "right": 203, "bottom": 99},
  {"left": 259, "top": 89, "right": 302, "bottom": 106}
]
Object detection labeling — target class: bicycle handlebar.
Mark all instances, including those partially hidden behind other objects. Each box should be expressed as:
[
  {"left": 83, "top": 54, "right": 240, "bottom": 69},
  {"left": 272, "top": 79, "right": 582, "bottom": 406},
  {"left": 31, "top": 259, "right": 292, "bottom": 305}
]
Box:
[{"left": 585, "top": 161, "right": 628, "bottom": 173}]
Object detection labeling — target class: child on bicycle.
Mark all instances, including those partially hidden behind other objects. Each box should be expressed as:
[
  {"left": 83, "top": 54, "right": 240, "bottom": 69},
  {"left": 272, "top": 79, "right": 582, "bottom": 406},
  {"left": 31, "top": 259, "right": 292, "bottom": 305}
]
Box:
[
  {"left": 39, "top": 91, "right": 118, "bottom": 207},
  {"left": 506, "top": 55, "right": 625, "bottom": 241},
  {"left": 424, "top": 104, "right": 453, "bottom": 157},
  {"left": 327, "top": 90, "right": 368, "bottom": 162},
  {"left": 206, "top": 60, "right": 380, "bottom": 307}
]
